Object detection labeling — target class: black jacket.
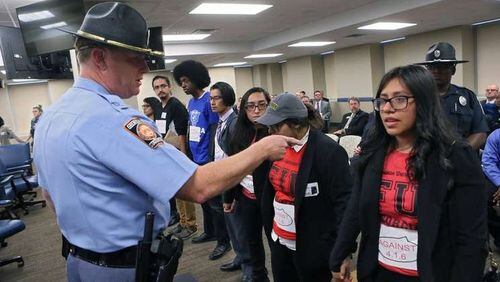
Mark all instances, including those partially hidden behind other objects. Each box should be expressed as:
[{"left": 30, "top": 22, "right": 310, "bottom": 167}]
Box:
[
  {"left": 261, "top": 129, "right": 353, "bottom": 272},
  {"left": 208, "top": 111, "right": 237, "bottom": 163},
  {"left": 330, "top": 144, "right": 487, "bottom": 282},
  {"left": 339, "top": 110, "right": 369, "bottom": 136},
  {"left": 223, "top": 128, "right": 269, "bottom": 204}
]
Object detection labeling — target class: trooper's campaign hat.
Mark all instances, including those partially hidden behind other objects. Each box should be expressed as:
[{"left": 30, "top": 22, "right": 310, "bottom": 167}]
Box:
[{"left": 415, "top": 42, "right": 468, "bottom": 65}]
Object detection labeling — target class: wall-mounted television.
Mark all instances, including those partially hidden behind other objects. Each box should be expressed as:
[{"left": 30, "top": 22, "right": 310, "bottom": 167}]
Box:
[
  {"left": 147, "top": 27, "right": 166, "bottom": 71},
  {"left": 0, "top": 26, "right": 73, "bottom": 80},
  {"left": 16, "top": 0, "right": 85, "bottom": 57}
]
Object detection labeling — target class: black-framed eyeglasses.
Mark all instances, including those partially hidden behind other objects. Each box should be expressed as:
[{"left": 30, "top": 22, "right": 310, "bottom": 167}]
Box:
[
  {"left": 373, "top": 96, "right": 414, "bottom": 111},
  {"left": 153, "top": 84, "right": 169, "bottom": 91},
  {"left": 210, "top": 95, "right": 222, "bottom": 101},
  {"left": 244, "top": 102, "right": 268, "bottom": 111}
]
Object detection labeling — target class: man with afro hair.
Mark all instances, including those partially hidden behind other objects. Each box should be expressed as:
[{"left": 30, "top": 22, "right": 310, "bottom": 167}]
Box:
[{"left": 173, "top": 60, "right": 231, "bottom": 260}]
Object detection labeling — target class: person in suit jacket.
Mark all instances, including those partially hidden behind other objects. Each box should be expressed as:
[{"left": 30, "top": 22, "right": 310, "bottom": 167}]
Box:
[
  {"left": 330, "top": 65, "right": 487, "bottom": 282},
  {"left": 313, "top": 90, "right": 332, "bottom": 133},
  {"left": 334, "top": 97, "right": 369, "bottom": 137},
  {"left": 256, "top": 93, "right": 353, "bottom": 282}
]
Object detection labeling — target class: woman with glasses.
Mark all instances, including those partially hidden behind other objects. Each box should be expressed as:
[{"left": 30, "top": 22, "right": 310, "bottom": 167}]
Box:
[
  {"left": 256, "top": 93, "right": 353, "bottom": 282},
  {"left": 225, "top": 87, "right": 272, "bottom": 281},
  {"left": 330, "top": 65, "right": 487, "bottom": 282}
]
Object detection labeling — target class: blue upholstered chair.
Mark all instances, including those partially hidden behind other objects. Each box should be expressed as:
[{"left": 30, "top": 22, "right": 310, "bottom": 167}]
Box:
[
  {"left": 0, "top": 159, "right": 45, "bottom": 215},
  {"left": 0, "top": 218, "right": 25, "bottom": 268}
]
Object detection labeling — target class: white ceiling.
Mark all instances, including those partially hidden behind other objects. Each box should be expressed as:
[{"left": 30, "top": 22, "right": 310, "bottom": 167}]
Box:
[{"left": 1, "top": 0, "right": 500, "bottom": 71}]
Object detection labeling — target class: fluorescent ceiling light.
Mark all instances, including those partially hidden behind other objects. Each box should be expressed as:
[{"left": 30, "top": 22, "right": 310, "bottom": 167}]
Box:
[
  {"left": 380, "top": 37, "right": 406, "bottom": 44},
  {"left": 162, "top": 34, "right": 211, "bottom": 41},
  {"left": 472, "top": 18, "right": 500, "bottom": 26},
  {"left": 18, "top": 10, "right": 54, "bottom": 22},
  {"left": 213, "top": 62, "right": 247, "bottom": 67},
  {"left": 358, "top": 22, "right": 416, "bottom": 30},
  {"left": 0, "top": 70, "right": 5, "bottom": 75},
  {"left": 289, "top": 41, "right": 335, "bottom": 47},
  {"left": 40, "top": 21, "right": 67, "bottom": 29},
  {"left": 278, "top": 60, "right": 287, "bottom": 64},
  {"left": 320, "top": 50, "right": 335, "bottom": 55},
  {"left": 0, "top": 50, "right": 3, "bottom": 67},
  {"left": 164, "top": 59, "right": 177, "bottom": 64},
  {"left": 7, "top": 79, "right": 47, "bottom": 85},
  {"left": 244, "top": 53, "right": 282, "bottom": 59},
  {"left": 190, "top": 3, "right": 273, "bottom": 15}
]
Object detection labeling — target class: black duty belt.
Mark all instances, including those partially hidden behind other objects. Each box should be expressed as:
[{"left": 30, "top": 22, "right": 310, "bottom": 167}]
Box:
[{"left": 68, "top": 243, "right": 137, "bottom": 268}]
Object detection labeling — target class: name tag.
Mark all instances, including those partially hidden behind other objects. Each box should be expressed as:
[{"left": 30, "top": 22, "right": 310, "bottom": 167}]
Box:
[
  {"left": 189, "top": 126, "right": 201, "bottom": 142},
  {"left": 305, "top": 182, "right": 319, "bottom": 197},
  {"left": 273, "top": 199, "right": 295, "bottom": 234},
  {"left": 161, "top": 112, "right": 167, "bottom": 119},
  {"left": 155, "top": 120, "right": 167, "bottom": 134},
  {"left": 378, "top": 223, "right": 418, "bottom": 271}
]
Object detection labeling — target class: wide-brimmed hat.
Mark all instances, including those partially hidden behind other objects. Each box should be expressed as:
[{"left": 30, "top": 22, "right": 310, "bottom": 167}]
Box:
[
  {"left": 415, "top": 42, "right": 468, "bottom": 65},
  {"left": 256, "top": 93, "right": 307, "bottom": 126},
  {"left": 61, "top": 2, "right": 163, "bottom": 57}
]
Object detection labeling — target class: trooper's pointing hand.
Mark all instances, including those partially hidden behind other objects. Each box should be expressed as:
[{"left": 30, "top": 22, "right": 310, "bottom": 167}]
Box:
[{"left": 258, "top": 135, "right": 301, "bottom": 161}]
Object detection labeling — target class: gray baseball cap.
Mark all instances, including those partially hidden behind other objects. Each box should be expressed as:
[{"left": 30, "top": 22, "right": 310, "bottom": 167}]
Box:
[{"left": 256, "top": 92, "right": 307, "bottom": 126}]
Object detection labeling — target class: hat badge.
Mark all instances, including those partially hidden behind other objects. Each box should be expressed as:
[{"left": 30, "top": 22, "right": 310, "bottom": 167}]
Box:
[{"left": 434, "top": 49, "right": 441, "bottom": 58}]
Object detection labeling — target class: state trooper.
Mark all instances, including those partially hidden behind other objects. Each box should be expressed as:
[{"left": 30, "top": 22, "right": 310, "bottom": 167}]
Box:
[
  {"left": 415, "top": 42, "right": 488, "bottom": 150},
  {"left": 33, "top": 2, "right": 297, "bottom": 281}
]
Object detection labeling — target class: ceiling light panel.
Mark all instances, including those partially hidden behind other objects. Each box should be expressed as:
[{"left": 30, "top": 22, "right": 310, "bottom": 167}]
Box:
[
  {"left": 244, "top": 53, "right": 282, "bottom": 58},
  {"left": 18, "top": 10, "right": 54, "bottom": 22},
  {"left": 214, "top": 62, "right": 247, "bottom": 67},
  {"left": 358, "top": 22, "right": 416, "bottom": 30},
  {"left": 380, "top": 37, "right": 406, "bottom": 44},
  {"left": 190, "top": 3, "right": 273, "bottom": 15},
  {"left": 162, "top": 34, "right": 211, "bottom": 41},
  {"left": 289, "top": 41, "right": 335, "bottom": 47},
  {"left": 40, "top": 21, "right": 67, "bottom": 29}
]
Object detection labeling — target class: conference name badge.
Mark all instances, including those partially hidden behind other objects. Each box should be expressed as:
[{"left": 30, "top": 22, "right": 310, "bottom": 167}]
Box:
[
  {"left": 124, "top": 118, "right": 164, "bottom": 149},
  {"left": 378, "top": 223, "right": 418, "bottom": 271}
]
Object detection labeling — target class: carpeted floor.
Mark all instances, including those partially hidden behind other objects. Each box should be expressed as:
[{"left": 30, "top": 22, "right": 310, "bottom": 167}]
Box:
[{"left": 0, "top": 194, "right": 274, "bottom": 282}]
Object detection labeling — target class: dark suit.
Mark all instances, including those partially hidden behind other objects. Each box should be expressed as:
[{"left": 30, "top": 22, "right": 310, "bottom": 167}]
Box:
[
  {"left": 338, "top": 110, "right": 369, "bottom": 136},
  {"left": 261, "top": 130, "right": 353, "bottom": 281},
  {"left": 330, "top": 144, "right": 487, "bottom": 282}
]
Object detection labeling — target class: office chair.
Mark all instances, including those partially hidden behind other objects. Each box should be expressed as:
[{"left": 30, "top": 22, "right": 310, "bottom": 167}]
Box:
[{"left": 0, "top": 217, "right": 25, "bottom": 268}]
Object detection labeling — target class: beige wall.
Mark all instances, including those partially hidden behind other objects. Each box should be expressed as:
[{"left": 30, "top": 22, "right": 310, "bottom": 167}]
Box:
[
  {"left": 235, "top": 67, "right": 253, "bottom": 97},
  {"left": 383, "top": 26, "right": 475, "bottom": 89},
  {"left": 283, "top": 56, "right": 315, "bottom": 96},
  {"left": 477, "top": 23, "right": 500, "bottom": 96},
  {"left": 3, "top": 23, "right": 499, "bottom": 133}
]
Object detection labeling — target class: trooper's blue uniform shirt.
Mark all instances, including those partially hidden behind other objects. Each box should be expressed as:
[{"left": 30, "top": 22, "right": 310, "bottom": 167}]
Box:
[
  {"left": 33, "top": 78, "right": 197, "bottom": 253},
  {"left": 440, "top": 84, "right": 489, "bottom": 138}
]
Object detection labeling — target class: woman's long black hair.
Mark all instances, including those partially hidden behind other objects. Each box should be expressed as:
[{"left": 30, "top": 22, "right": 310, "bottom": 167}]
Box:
[
  {"left": 143, "top": 97, "right": 162, "bottom": 120},
  {"left": 229, "top": 87, "right": 271, "bottom": 155},
  {"left": 362, "top": 65, "right": 460, "bottom": 182}
]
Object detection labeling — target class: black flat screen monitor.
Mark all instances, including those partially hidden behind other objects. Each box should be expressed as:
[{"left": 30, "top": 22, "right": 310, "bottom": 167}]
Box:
[
  {"left": 147, "top": 26, "right": 165, "bottom": 71},
  {"left": 16, "top": 0, "right": 85, "bottom": 56},
  {"left": 0, "top": 26, "right": 73, "bottom": 80}
]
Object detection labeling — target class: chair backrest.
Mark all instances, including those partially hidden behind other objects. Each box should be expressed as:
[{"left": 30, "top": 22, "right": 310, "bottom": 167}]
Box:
[
  {"left": 326, "top": 134, "right": 339, "bottom": 142},
  {"left": 0, "top": 143, "right": 31, "bottom": 168},
  {"left": 338, "top": 135, "right": 362, "bottom": 158}
]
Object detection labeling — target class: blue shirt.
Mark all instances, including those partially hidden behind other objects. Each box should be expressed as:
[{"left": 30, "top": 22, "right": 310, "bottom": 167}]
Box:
[
  {"left": 188, "top": 91, "right": 219, "bottom": 164},
  {"left": 33, "top": 78, "right": 197, "bottom": 252},
  {"left": 483, "top": 128, "right": 500, "bottom": 187}
]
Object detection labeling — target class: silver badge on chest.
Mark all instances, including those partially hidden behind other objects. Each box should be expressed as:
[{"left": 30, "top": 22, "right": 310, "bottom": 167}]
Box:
[{"left": 459, "top": 96, "right": 467, "bottom": 106}]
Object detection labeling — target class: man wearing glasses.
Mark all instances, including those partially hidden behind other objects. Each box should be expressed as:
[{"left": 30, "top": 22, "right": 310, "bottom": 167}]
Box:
[
  {"left": 416, "top": 42, "right": 488, "bottom": 150},
  {"left": 152, "top": 75, "right": 198, "bottom": 240}
]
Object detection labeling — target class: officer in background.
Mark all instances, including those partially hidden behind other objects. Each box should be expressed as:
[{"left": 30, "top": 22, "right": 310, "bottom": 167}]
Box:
[
  {"left": 33, "top": 3, "right": 296, "bottom": 281},
  {"left": 416, "top": 42, "right": 488, "bottom": 150}
]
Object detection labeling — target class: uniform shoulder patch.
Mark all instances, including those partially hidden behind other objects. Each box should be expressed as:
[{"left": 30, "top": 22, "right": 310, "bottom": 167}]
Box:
[{"left": 124, "top": 118, "right": 164, "bottom": 149}]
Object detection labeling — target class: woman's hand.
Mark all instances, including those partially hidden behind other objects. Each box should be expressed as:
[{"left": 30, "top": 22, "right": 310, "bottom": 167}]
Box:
[
  {"left": 331, "top": 257, "right": 353, "bottom": 282},
  {"left": 223, "top": 200, "right": 236, "bottom": 213}
]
